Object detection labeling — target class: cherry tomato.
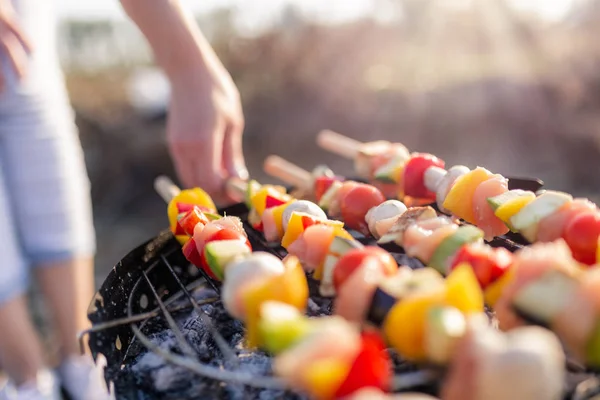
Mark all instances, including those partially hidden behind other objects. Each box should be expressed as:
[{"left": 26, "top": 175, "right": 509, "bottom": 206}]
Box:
[
  {"left": 340, "top": 183, "right": 386, "bottom": 234},
  {"left": 402, "top": 153, "right": 445, "bottom": 199},
  {"left": 334, "top": 330, "right": 392, "bottom": 398},
  {"left": 450, "top": 244, "right": 513, "bottom": 288},
  {"left": 563, "top": 211, "right": 600, "bottom": 265},
  {"left": 333, "top": 247, "right": 398, "bottom": 291}
]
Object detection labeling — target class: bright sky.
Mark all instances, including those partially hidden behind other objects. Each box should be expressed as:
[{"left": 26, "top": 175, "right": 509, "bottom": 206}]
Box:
[{"left": 54, "top": 0, "right": 576, "bottom": 24}]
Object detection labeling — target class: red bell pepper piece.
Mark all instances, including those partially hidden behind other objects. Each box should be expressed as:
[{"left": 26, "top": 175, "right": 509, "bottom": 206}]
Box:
[
  {"left": 402, "top": 153, "right": 445, "bottom": 200},
  {"left": 253, "top": 221, "right": 264, "bottom": 232},
  {"left": 172, "top": 212, "right": 188, "bottom": 236},
  {"left": 265, "top": 194, "right": 288, "bottom": 210},
  {"left": 197, "top": 229, "right": 252, "bottom": 280},
  {"left": 449, "top": 244, "right": 513, "bottom": 288},
  {"left": 182, "top": 238, "right": 219, "bottom": 280},
  {"left": 179, "top": 207, "right": 210, "bottom": 237},
  {"left": 334, "top": 330, "right": 392, "bottom": 398}
]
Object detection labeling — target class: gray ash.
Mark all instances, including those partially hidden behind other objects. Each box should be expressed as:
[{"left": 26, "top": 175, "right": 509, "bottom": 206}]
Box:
[
  {"left": 122, "top": 283, "right": 321, "bottom": 399},
  {"left": 119, "top": 277, "right": 425, "bottom": 399},
  {"left": 122, "top": 289, "right": 310, "bottom": 399}
]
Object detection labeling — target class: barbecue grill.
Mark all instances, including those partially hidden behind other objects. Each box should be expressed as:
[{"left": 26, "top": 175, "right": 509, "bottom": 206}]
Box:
[{"left": 81, "top": 181, "right": 600, "bottom": 400}]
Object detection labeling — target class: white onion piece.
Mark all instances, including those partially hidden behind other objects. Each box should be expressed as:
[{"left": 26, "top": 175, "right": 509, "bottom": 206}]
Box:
[
  {"left": 282, "top": 200, "right": 327, "bottom": 232},
  {"left": 424, "top": 166, "right": 447, "bottom": 193},
  {"left": 222, "top": 252, "right": 285, "bottom": 320}
]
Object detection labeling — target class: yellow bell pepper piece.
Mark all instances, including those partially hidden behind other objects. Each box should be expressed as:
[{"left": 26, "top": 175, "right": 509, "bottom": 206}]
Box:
[
  {"left": 281, "top": 212, "right": 344, "bottom": 249},
  {"left": 442, "top": 167, "right": 492, "bottom": 224},
  {"left": 175, "top": 235, "right": 189, "bottom": 245},
  {"left": 484, "top": 266, "right": 516, "bottom": 308},
  {"left": 250, "top": 186, "right": 292, "bottom": 217},
  {"left": 167, "top": 188, "right": 216, "bottom": 233},
  {"left": 445, "top": 263, "right": 484, "bottom": 314},
  {"left": 494, "top": 193, "right": 536, "bottom": 227},
  {"left": 383, "top": 287, "right": 446, "bottom": 361},
  {"left": 243, "top": 256, "right": 309, "bottom": 348},
  {"left": 271, "top": 201, "right": 294, "bottom": 238},
  {"left": 331, "top": 226, "right": 353, "bottom": 241},
  {"left": 392, "top": 163, "right": 405, "bottom": 183},
  {"left": 303, "top": 358, "right": 350, "bottom": 400}
]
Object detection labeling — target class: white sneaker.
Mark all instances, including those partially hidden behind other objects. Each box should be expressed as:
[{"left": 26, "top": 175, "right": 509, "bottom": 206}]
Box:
[
  {"left": 57, "top": 356, "right": 115, "bottom": 400},
  {"left": 56, "top": 355, "right": 114, "bottom": 400},
  {"left": 0, "top": 370, "right": 61, "bottom": 400}
]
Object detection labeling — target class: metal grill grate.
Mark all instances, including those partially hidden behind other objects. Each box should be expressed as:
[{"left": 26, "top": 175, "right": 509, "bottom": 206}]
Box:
[{"left": 81, "top": 200, "right": 599, "bottom": 399}]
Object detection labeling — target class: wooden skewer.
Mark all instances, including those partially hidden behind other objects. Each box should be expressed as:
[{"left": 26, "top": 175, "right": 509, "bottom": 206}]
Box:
[
  {"left": 154, "top": 175, "right": 181, "bottom": 203},
  {"left": 263, "top": 155, "right": 312, "bottom": 190},
  {"left": 225, "top": 177, "right": 249, "bottom": 202},
  {"left": 316, "top": 129, "right": 363, "bottom": 159},
  {"left": 155, "top": 175, "right": 250, "bottom": 205}
]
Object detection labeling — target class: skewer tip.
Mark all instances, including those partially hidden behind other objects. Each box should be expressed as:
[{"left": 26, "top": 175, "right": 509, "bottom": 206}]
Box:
[
  {"left": 225, "top": 177, "right": 248, "bottom": 202},
  {"left": 154, "top": 175, "right": 181, "bottom": 203},
  {"left": 316, "top": 129, "right": 362, "bottom": 159},
  {"left": 263, "top": 155, "right": 312, "bottom": 190}
]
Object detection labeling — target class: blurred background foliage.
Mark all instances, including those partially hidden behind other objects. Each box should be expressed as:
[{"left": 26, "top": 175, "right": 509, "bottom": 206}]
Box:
[{"left": 56, "top": 0, "right": 600, "bottom": 282}]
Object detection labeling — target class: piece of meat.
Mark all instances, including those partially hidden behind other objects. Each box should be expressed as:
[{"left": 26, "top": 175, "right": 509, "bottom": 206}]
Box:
[
  {"left": 334, "top": 257, "right": 385, "bottom": 323},
  {"left": 403, "top": 218, "right": 458, "bottom": 263},
  {"left": 287, "top": 225, "right": 336, "bottom": 272},
  {"left": 378, "top": 206, "right": 438, "bottom": 245},
  {"left": 472, "top": 175, "right": 509, "bottom": 240},
  {"left": 494, "top": 240, "right": 579, "bottom": 331}
]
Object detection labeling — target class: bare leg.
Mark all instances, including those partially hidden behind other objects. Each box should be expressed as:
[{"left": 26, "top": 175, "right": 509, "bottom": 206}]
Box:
[
  {"left": 0, "top": 295, "right": 45, "bottom": 385},
  {"left": 35, "top": 257, "right": 95, "bottom": 358}
]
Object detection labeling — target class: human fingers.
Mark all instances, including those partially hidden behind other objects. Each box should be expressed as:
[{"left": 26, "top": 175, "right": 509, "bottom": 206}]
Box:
[
  {"left": 222, "top": 120, "right": 248, "bottom": 181},
  {"left": 2, "top": 14, "right": 32, "bottom": 53},
  {"left": 0, "top": 29, "right": 28, "bottom": 80}
]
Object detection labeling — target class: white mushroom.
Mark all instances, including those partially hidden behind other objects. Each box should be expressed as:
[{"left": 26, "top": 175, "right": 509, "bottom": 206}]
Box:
[
  {"left": 282, "top": 200, "right": 327, "bottom": 231},
  {"left": 365, "top": 200, "right": 407, "bottom": 238},
  {"left": 424, "top": 166, "right": 447, "bottom": 193},
  {"left": 471, "top": 325, "right": 565, "bottom": 400}
]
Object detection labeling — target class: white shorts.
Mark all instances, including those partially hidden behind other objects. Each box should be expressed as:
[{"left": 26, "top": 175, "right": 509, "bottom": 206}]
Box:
[{"left": 0, "top": 0, "right": 96, "bottom": 304}]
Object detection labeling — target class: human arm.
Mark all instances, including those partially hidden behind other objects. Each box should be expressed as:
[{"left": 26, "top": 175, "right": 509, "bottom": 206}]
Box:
[
  {"left": 0, "top": 0, "right": 32, "bottom": 90},
  {"left": 120, "top": 0, "right": 247, "bottom": 203}
]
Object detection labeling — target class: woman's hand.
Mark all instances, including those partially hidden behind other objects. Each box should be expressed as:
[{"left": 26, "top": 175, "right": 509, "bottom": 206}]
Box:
[
  {"left": 0, "top": 0, "right": 31, "bottom": 89},
  {"left": 167, "top": 59, "right": 247, "bottom": 204},
  {"left": 119, "top": 0, "right": 248, "bottom": 203}
]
